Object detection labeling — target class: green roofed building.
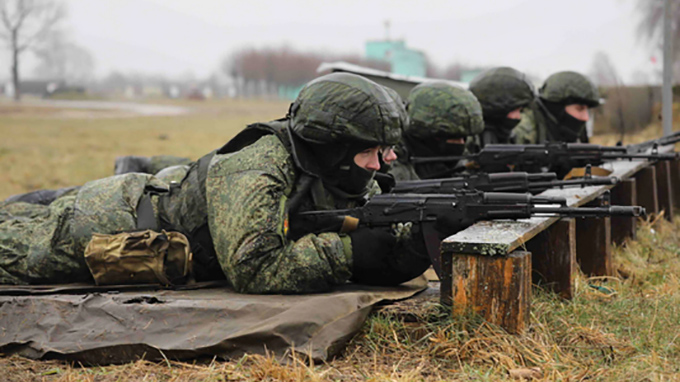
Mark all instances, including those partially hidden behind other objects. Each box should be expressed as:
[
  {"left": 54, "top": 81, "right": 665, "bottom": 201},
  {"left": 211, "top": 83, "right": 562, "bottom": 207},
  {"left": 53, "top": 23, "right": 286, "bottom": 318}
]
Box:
[{"left": 365, "top": 40, "right": 426, "bottom": 77}]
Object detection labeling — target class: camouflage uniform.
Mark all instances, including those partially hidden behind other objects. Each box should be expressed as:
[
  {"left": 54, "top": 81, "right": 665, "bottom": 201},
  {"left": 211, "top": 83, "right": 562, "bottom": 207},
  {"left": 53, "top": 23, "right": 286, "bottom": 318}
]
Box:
[
  {"left": 0, "top": 73, "right": 411, "bottom": 293},
  {"left": 0, "top": 174, "right": 167, "bottom": 284},
  {"left": 468, "top": 67, "right": 535, "bottom": 148},
  {"left": 511, "top": 71, "right": 600, "bottom": 144},
  {"left": 390, "top": 81, "right": 484, "bottom": 180}
]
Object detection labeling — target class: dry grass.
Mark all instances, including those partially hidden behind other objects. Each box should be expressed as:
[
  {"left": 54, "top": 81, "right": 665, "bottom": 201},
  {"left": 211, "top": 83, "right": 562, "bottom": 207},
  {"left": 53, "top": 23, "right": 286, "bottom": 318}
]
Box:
[
  {"left": 0, "top": 99, "right": 289, "bottom": 199},
  {"left": 1, "top": 100, "right": 680, "bottom": 380}
]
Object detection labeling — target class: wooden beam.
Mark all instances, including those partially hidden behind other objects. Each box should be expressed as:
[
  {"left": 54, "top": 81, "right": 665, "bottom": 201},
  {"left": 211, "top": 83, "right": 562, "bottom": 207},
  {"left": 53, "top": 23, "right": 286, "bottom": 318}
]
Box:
[
  {"left": 655, "top": 161, "right": 674, "bottom": 221},
  {"left": 635, "top": 166, "right": 659, "bottom": 216},
  {"left": 670, "top": 159, "right": 680, "bottom": 210},
  {"left": 576, "top": 216, "right": 612, "bottom": 276},
  {"left": 449, "top": 251, "right": 530, "bottom": 334},
  {"left": 526, "top": 219, "right": 576, "bottom": 299},
  {"left": 610, "top": 178, "right": 637, "bottom": 245}
]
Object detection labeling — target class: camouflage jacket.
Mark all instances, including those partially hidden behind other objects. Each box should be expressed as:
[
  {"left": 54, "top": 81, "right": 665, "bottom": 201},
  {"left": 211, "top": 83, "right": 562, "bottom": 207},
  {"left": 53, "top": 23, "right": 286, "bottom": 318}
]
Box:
[{"left": 156, "top": 121, "right": 372, "bottom": 294}]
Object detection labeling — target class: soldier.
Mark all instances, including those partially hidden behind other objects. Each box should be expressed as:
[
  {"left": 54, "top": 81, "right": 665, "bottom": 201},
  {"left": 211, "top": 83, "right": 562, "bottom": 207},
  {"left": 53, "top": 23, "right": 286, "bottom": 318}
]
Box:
[
  {"left": 468, "top": 67, "right": 536, "bottom": 148},
  {"left": 388, "top": 81, "right": 484, "bottom": 181},
  {"left": 0, "top": 73, "right": 431, "bottom": 292},
  {"left": 511, "top": 71, "right": 601, "bottom": 144}
]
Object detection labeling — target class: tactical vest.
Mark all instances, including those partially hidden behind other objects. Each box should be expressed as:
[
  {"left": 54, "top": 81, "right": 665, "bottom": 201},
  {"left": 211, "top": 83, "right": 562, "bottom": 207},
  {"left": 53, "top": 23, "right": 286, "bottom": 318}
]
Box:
[{"left": 156, "top": 120, "right": 292, "bottom": 281}]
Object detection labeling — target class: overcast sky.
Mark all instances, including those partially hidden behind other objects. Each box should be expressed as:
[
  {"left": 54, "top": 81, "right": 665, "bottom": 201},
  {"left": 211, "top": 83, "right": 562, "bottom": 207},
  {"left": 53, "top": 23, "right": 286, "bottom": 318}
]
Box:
[{"left": 0, "top": 0, "right": 662, "bottom": 84}]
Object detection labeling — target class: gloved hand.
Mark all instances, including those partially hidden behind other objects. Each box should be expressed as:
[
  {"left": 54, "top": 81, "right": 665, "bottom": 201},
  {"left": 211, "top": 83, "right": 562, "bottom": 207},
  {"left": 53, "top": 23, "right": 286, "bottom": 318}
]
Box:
[
  {"left": 349, "top": 224, "right": 431, "bottom": 286},
  {"left": 349, "top": 226, "right": 397, "bottom": 274}
]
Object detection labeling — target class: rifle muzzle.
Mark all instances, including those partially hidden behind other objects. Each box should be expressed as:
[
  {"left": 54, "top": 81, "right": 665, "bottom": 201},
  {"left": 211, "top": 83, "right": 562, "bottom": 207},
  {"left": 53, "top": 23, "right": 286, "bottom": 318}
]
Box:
[{"left": 483, "top": 192, "right": 567, "bottom": 206}]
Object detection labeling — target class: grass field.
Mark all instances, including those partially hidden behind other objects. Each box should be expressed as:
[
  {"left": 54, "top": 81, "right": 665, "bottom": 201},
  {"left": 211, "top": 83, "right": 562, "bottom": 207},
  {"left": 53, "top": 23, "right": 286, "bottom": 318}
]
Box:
[{"left": 1, "top": 100, "right": 680, "bottom": 380}]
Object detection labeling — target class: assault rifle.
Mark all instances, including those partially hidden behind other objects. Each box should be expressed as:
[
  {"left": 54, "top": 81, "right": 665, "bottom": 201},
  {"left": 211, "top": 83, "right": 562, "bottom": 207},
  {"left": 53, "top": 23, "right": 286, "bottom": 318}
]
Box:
[
  {"left": 391, "top": 171, "right": 618, "bottom": 194},
  {"left": 626, "top": 130, "right": 680, "bottom": 153},
  {"left": 295, "top": 191, "right": 644, "bottom": 276},
  {"left": 410, "top": 142, "right": 679, "bottom": 177}
]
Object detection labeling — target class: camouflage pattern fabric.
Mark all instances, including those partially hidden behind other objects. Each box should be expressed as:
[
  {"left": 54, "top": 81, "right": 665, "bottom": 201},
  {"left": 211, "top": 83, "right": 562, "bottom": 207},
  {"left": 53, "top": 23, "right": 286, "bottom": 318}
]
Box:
[
  {"left": 0, "top": 173, "right": 167, "bottom": 285},
  {"left": 154, "top": 165, "right": 190, "bottom": 184},
  {"left": 206, "top": 134, "right": 353, "bottom": 294},
  {"left": 469, "top": 67, "right": 535, "bottom": 117},
  {"left": 540, "top": 71, "right": 600, "bottom": 107},
  {"left": 511, "top": 104, "right": 542, "bottom": 144},
  {"left": 114, "top": 155, "right": 192, "bottom": 176},
  {"left": 148, "top": 156, "right": 193, "bottom": 175},
  {"left": 405, "top": 81, "right": 484, "bottom": 139},
  {"left": 290, "top": 73, "right": 403, "bottom": 146}
]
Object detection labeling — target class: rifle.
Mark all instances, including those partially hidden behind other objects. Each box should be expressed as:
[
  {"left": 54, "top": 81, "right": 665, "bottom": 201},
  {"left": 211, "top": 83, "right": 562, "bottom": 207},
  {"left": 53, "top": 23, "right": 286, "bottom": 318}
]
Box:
[
  {"left": 295, "top": 191, "right": 644, "bottom": 277},
  {"left": 626, "top": 130, "right": 680, "bottom": 153},
  {"left": 410, "top": 142, "right": 679, "bottom": 177},
  {"left": 391, "top": 171, "right": 618, "bottom": 194}
]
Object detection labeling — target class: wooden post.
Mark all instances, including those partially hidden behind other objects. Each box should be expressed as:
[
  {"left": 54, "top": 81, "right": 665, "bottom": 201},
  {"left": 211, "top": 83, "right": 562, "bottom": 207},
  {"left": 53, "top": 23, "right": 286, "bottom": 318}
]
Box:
[
  {"left": 635, "top": 166, "right": 659, "bottom": 216},
  {"left": 670, "top": 160, "right": 680, "bottom": 210},
  {"left": 526, "top": 219, "right": 576, "bottom": 299},
  {"left": 655, "top": 161, "right": 674, "bottom": 221},
  {"left": 610, "top": 178, "right": 637, "bottom": 245},
  {"left": 449, "top": 251, "right": 530, "bottom": 334},
  {"left": 576, "top": 216, "right": 612, "bottom": 276}
]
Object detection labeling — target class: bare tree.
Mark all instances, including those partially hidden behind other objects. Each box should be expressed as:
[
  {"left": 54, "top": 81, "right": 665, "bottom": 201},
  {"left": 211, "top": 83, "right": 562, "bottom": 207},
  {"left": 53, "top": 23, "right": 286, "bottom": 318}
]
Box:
[
  {"left": 0, "top": 0, "right": 65, "bottom": 100},
  {"left": 589, "top": 51, "right": 621, "bottom": 87},
  {"left": 33, "top": 30, "right": 94, "bottom": 84}
]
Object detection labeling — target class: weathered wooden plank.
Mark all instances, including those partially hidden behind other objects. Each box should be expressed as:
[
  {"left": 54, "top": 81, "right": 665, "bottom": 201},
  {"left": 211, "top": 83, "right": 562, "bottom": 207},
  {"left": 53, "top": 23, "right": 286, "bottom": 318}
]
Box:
[
  {"left": 655, "top": 161, "right": 674, "bottom": 221},
  {"left": 576, "top": 215, "right": 612, "bottom": 276},
  {"left": 610, "top": 178, "right": 637, "bottom": 245},
  {"left": 450, "top": 251, "right": 530, "bottom": 334},
  {"left": 442, "top": 158, "right": 651, "bottom": 256},
  {"left": 635, "top": 166, "right": 659, "bottom": 216},
  {"left": 526, "top": 219, "right": 576, "bottom": 299}
]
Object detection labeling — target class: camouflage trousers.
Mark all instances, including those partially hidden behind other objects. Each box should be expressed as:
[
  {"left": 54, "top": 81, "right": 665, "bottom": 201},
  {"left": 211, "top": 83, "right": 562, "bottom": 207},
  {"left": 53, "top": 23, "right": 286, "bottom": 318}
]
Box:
[{"left": 0, "top": 196, "right": 91, "bottom": 285}]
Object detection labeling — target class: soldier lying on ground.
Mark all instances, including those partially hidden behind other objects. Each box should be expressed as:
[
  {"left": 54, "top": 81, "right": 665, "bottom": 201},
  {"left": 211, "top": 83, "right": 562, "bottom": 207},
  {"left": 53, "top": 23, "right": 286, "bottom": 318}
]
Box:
[
  {"left": 387, "top": 81, "right": 484, "bottom": 181},
  {"left": 0, "top": 73, "right": 432, "bottom": 292},
  {"left": 467, "top": 67, "right": 536, "bottom": 149},
  {"left": 511, "top": 71, "right": 601, "bottom": 144}
]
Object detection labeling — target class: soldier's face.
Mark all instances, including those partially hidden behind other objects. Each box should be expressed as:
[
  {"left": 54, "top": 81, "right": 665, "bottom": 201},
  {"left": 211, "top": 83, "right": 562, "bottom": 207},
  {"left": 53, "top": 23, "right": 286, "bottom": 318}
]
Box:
[
  {"left": 506, "top": 107, "right": 523, "bottom": 120},
  {"left": 564, "top": 104, "right": 590, "bottom": 121},
  {"left": 354, "top": 146, "right": 395, "bottom": 171}
]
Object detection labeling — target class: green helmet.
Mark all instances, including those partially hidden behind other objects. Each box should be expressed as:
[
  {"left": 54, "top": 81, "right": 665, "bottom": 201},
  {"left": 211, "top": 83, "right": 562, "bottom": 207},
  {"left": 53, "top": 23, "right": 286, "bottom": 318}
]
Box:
[
  {"left": 539, "top": 71, "right": 600, "bottom": 107},
  {"left": 405, "top": 81, "right": 484, "bottom": 139},
  {"left": 469, "top": 67, "right": 535, "bottom": 118},
  {"left": 289, "top": 72, "right": 404, "bottom": 146}
]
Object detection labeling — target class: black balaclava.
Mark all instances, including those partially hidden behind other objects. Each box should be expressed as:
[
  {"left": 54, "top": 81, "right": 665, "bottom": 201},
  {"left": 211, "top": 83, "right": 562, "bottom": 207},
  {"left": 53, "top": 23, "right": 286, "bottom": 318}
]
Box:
[
  {"left": 543, "top": 100, "right": 586, "bottom": 142},
  {"left": 482, "top": 114, "right": 521, "bottom": 144},
  {"left": 405, "top": 132, "right": 466, "bottom": 158},
  {"left": 309, "top": 141, "right": 377, "bottom": 197}
]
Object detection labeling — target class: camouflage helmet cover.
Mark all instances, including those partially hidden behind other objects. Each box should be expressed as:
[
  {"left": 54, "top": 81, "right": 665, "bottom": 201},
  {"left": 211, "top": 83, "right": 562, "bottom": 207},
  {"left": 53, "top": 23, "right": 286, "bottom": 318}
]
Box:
[
  {"left": 289, "top": 72, "right": 404, "bottom": 146},
  {"left": 405, "top": 81, "right": 484, "bottom": 139},
  {"left": 539, "top": 71, "right": 600, "bottom": 107},
  {"left": 469, "top": 66, "right": 536, "bottom": 117}
]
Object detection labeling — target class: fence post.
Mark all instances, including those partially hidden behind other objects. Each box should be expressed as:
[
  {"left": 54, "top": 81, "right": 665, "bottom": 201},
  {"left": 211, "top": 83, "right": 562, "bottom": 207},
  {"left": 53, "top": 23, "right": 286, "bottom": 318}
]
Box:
[
  {"left": 611, "top": 178, "right": 637, "bottom": 245},
  {"left": 576, "top": 216, "right": 612, "bottom": 276},
  {"left": 445, "top": 251, "right": 531, "bottom": 334},
  {"left": 526, "top": 219, "right": 576, "bottom": 299},
  {"left": 655, "top": 161, "right": 674, "bottom": 221},
  {"left": 635, "top": 166, "right": 659, "bottom": 216}
]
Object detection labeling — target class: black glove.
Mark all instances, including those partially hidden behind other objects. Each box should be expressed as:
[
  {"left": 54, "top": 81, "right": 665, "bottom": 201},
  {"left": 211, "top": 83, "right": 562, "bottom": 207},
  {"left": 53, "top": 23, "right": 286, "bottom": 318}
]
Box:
[
  {"left": 349, "top": 225, "right": 431, "bottom": 286},
  {"left": 374, "top": 172, "right": 396, "bottom": 193}
]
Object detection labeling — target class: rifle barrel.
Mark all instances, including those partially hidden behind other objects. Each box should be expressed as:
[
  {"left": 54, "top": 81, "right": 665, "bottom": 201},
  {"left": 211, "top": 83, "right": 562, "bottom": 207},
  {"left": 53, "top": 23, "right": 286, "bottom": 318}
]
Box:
[{"left": 531, "top": 205, "right": 644, "bottom": 217}]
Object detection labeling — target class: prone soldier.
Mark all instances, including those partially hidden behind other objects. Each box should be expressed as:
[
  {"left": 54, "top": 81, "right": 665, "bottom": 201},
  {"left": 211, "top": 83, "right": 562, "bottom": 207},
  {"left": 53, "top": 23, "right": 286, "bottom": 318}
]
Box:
[
  {"left": 467, "top": 67, "right": 536, "bottom": 149},
  {"left": 0, "top": 73, "right": 432, "bottom": 292},
  {"left": 511, "top": 71, "right": 601, "bottom": 144}
]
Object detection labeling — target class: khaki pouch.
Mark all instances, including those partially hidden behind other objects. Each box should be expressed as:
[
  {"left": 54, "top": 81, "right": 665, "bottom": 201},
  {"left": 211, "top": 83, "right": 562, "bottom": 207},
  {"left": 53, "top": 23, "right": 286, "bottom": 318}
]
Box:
[{"left": 84, "top": 230, "right": 192, "bottom": 286}]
